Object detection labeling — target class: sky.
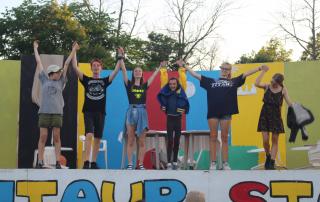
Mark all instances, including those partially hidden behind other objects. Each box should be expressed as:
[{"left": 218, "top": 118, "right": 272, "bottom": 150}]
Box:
[{"left": 0, "top": 0, "right": 306, "bottom": 66}]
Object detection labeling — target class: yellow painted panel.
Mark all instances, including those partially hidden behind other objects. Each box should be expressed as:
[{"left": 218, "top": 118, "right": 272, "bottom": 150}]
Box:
[
  {"left": 77, "top": 63, "right": 92, "bottom": 168},
  {"left": 231, "top": 62, "right": 286, "bottom": 166}
]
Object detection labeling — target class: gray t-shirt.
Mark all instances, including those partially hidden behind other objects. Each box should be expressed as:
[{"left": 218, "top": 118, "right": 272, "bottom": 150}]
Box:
[{"left": 38, "top": 71, "right": 67, "bottom": 115}]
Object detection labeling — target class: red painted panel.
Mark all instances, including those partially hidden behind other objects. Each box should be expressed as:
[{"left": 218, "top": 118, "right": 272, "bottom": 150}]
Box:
[{"left": 145, "top": 71, "right": 186, "bottom": 131}]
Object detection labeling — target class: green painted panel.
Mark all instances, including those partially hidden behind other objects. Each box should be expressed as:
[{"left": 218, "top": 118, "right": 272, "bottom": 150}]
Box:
[
  {"left": 285, "top": 61, "right": 320, "bottom": 169},
  {"left": 180, "top": 146, "right": 258, "bottom": 170},
  {"left": 0, "top": 60, "right": 20, "bottom": 168}
]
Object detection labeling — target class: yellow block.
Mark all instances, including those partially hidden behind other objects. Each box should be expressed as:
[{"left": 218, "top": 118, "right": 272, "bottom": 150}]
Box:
[
  {"left": 16, "top": 181, "right": 57, "bottom": 202},
  {"left": 101, "top": 181, "right": 115, "bottom": 202},
  {"left": 129, "top": 181, "right": 144, "bottom": 202},
  {"left": 270, "top": 181, "right": 312, "bottom": 202},
  {"left": 231, "top": 62, "right": 286, "bottom": 166},
  {"left": 77, "top": 63, "right": 92, "bottom": 168}
]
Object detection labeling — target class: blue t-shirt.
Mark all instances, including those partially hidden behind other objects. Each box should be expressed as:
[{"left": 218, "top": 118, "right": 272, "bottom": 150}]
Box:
[{"left": 200, "top": 74, "right": 246, "bottom": 119}]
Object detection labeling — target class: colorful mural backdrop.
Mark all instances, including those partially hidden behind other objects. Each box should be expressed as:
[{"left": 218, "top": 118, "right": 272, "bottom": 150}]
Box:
[{"left": 0, "top": 59, "right": 319, "bottom": 169}]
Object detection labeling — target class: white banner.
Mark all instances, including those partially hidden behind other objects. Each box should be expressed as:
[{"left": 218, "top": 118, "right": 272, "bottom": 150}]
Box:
[{"left": 0, "top": 169, "right": 319, "bottom": 202}]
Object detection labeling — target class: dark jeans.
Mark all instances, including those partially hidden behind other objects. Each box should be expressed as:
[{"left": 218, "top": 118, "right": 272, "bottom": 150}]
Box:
[{"left": 166, "top": 115, "right": 182, "bottom": 163}]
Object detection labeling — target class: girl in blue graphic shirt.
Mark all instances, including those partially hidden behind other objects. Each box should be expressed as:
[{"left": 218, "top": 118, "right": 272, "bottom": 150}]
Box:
[{"left": 186, "top": 62, "right": 267, "bottom": 170}]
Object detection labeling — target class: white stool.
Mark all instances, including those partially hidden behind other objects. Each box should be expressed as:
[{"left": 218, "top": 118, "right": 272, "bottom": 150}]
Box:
[
  {"left": 79, "top": 135, "right": 108, "bottom": 168},
  {"left": 33, "top": 146, "right": 71, "bottom": 168}
]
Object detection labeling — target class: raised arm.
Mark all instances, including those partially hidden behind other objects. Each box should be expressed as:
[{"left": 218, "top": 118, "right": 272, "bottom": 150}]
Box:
[
  {"left": 283, "top": 87, "right": 293, "bottom": 107},
  {"left": 63, "top": 42, "right": 78, "bottom": 77},
  {"left": 242, "top": 65, "right": 263, "bottom": 78},
  {"left": 118, "top": 47, "right": 129, "bottom": 85},
  {"left": 185, "top": 63, "right": 201, "bottom": 81},
  {"left": 254, "top": 65, "right": 269, "bottom": 89},
  {"left": 108, "top": 48, "right": 123, "bottom": 82},
  {"left": 147, "top": 61, "right": 164, "bottom": 87},
  {"left": 72, "top": 49, "right": 83, "bottom": 80},
  {"left": 120, "top": 60, "right": 129, "bottom": 85},
  {"left": 108, "top": 61, "right": 121, "bottom": 82},
  {"left": 33, "top": 40, "right": 43, "bottom": 72}
]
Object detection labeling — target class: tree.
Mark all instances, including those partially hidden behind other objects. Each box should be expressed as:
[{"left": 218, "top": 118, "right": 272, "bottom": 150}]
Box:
[
  {"left": 278, "top": 0, "right": 320, "bottom": 60},
  {"left": 165, "top": 0, "right": 230, "bottom": 65},
  {"left": 236, "top": 38, "right": 292, "bottom": 64},
  {"left": 145, "top": 32, "right": 179, "bottom": 68},
  {"left": 68, "top": 1, "right": 116, "bottom": 68},
  {"left": 115, "top": 0, "right": 142, "bottom": 44},
  {"left": 0, "top": 0, "right": 183, "bottom": 70},
  {"left": 0, "top": 0, "right": 87, "bottom": 59},
  {"left": 301, "top": 32, "right": 320, "bottom": 60}
]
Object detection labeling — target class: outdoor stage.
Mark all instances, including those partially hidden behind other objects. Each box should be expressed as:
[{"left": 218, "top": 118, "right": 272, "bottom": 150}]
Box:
[{"left": 0, "top": 169, "right": 319, "bottom": 201}]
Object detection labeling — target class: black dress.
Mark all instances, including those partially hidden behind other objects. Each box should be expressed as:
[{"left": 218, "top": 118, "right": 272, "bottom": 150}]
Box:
[{"left": 257, "top": 86, "right": 285, "bottom": 134}]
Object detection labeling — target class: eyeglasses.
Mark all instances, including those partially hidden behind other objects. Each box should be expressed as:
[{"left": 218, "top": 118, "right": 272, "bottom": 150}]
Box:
[{"left": 220, "top": 67, "right": 232, "bottom": 71}]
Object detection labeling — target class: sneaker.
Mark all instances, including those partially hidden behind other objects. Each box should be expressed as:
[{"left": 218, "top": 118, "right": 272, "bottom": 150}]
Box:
[
  {"left": 222, "top": 162, "right": 231, "bottom": 170},
  {"left": 90, "top": 162, "right": 99, "bottom": 169},
  {"left": 167, "top": 163, "right": 172, "bottom": 170},
  {"left": 138, "top": 164, "right": 145, "bottom": 170},
  {"left": 83, "top": 161, "right": 90, "bottom": 169},
  {"left": 126, "top": 164, "right": 133, "bottom": 170},
  {"left": 172, "top": 162, "right": 178, "bottom": 170},
  {"left": 264, "top": 154, "right": 271, "bottom": 170},
  {"left": 56, "top": 162, "right": 62, "bottom": 169},
  {"left": 209, "top": 161, "right": 217, "bottom": 170}
]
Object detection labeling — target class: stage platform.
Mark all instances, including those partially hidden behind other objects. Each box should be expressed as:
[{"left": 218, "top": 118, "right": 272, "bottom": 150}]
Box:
[{"left": 0, "top": 169, "right": 319, "bottom": 201}]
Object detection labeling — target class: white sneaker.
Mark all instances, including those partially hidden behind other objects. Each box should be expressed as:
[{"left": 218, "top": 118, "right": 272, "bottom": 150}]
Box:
[
  {"left": 222, "top": 162, "right": 231, "bottom": 170},
  {"left": 209, "top": 161, "right": 217, "bottom": 170},
  {"left": 167, "top": 163, "right": 172, "bottom": 170},
  {"left": 126, "top": 164, "right": 133, "bottom": 170},
  {"left": 138, "top": 164, "right": 145, "bottom": 170}
]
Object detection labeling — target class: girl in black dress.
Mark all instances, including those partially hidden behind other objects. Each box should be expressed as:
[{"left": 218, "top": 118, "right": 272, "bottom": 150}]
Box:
[{"left": 255, "top": 65, "right": 293, "bottom": 170}]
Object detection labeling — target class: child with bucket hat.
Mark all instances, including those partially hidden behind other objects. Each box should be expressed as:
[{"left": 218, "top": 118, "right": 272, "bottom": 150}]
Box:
[{"left": 34, "top": 40, "right": 78, "bottom": 169}]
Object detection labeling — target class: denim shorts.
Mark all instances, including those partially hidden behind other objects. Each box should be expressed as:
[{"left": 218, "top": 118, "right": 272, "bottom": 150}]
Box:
[{"left": 126, "top": 104, "right": 149, "bottom": 136}]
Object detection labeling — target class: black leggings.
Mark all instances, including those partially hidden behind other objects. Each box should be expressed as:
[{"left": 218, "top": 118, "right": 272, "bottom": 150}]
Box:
[{"left": 166, "top": 115, "right": 182, "bottom": 163}]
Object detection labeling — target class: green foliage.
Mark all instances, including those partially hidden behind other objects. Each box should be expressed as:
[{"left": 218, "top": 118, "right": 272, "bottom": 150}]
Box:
[
  {"left": 145, "top": 32, "right": 179, "bottom": 69},
  {"left": 0, "top": 0, "right": 87, "bottom": 59},
  {"left": 301, "top": 33, "right": 320, "bottom": 61},
  {"left": 0, "top": 0, "right": 181, "bottom": 70},
  {"left": 236, "top": 38, "right": 292, "bottom": 64}
]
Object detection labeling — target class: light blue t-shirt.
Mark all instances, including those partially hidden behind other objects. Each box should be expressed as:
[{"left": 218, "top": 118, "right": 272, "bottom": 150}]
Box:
[{"left": 38, "top": 71, "right": 67, "bottom": 115}]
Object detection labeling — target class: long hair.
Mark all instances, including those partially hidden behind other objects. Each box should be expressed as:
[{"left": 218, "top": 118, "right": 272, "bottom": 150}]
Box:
[
  {"left": 272, "top": 73, "right": 284, "bottom": 87},
  {"left": 168, "top": 77, "right": 180, "bottom": 91},
  {"left": 131, "top": 67, "right": 144, "bottom": 86}
]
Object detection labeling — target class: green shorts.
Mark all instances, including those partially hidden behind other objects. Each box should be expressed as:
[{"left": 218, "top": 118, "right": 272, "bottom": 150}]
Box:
[{"left": 38, "top": 114, "right": 63, "bottom": 128}]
